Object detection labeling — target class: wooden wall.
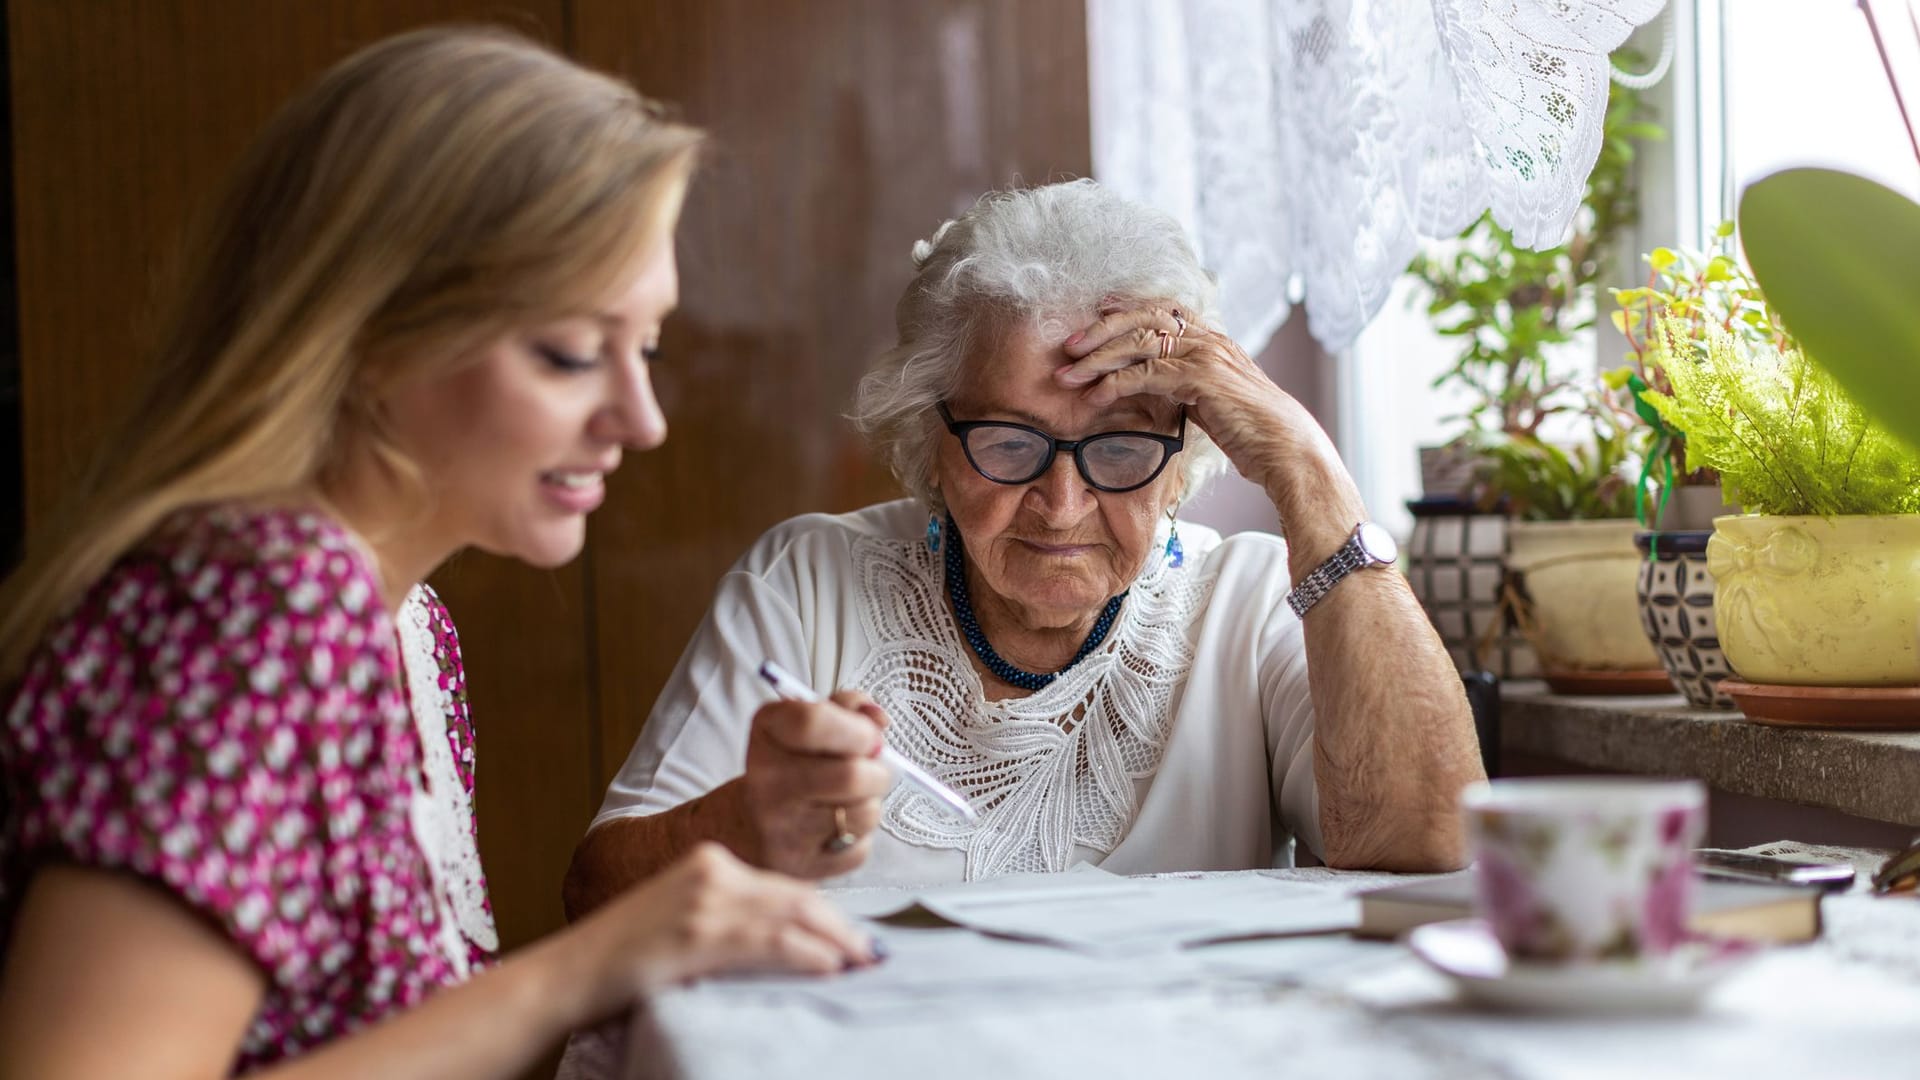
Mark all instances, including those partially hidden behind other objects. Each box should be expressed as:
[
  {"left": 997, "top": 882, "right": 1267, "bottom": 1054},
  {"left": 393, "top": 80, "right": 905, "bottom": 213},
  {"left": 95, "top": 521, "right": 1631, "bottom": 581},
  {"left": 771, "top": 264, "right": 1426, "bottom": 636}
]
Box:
[
  {"left": 568, "top": 0, "right": 1094, "bottom": 822},
  {"left": 8, "top": 0, "right": 1090, "bottom": 964}
]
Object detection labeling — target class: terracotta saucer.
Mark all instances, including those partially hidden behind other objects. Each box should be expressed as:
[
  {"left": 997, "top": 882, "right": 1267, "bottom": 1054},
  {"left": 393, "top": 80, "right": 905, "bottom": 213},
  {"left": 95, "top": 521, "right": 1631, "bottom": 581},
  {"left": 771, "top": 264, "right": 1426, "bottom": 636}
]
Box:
[
  {"left": 1720, "top": 679, "right": 1920, "bottom": 729},
  {"left": 1542, "top": 669, "right": 1678, "bottom": 696}
]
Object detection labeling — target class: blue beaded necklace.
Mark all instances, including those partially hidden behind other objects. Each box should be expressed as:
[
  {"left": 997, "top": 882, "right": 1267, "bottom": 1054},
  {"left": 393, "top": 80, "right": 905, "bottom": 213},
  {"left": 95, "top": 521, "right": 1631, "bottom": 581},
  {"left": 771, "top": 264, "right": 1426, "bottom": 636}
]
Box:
[{"left": 942, "top": 516, "right": 1127, "bottom": 692}]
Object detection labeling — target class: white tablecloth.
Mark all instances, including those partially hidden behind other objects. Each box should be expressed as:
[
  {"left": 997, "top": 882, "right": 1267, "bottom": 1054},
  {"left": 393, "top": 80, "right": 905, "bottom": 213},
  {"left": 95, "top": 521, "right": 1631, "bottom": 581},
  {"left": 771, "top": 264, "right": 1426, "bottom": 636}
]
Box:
[{"left": 561, "top": 854, "right": 1920, "bottom": 1080}]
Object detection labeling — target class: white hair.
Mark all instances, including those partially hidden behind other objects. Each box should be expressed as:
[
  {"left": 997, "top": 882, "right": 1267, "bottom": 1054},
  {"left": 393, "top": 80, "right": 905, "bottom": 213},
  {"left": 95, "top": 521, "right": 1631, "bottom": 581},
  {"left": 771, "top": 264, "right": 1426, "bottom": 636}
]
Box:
[{"left": 851, "top": 179, "right": 1231, "bottom": 511}]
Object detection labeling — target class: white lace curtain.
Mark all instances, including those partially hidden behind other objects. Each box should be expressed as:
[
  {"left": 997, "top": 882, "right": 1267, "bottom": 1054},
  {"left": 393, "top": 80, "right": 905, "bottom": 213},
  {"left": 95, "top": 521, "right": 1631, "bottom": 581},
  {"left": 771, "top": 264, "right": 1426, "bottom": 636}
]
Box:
[{"left": 1088, "top": 0, "right": 1666, "bottom": 354}]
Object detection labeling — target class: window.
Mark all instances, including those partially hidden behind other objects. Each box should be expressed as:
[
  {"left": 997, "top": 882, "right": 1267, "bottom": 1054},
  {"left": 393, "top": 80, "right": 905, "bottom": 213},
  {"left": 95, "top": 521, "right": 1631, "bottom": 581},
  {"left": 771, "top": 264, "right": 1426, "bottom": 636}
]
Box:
[
  {"left": 1711, "top": 0, "right": 1920, "bottom": 223},
  {"left": 1344, "top": 0, "right": 1920, "bottom": 543}
]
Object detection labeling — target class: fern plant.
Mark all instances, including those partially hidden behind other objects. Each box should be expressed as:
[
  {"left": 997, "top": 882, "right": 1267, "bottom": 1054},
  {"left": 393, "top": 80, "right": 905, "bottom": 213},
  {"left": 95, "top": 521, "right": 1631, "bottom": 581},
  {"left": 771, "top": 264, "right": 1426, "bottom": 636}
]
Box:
[{"left": 1638, "top": 318, "right": 1920, "bottom": 517}]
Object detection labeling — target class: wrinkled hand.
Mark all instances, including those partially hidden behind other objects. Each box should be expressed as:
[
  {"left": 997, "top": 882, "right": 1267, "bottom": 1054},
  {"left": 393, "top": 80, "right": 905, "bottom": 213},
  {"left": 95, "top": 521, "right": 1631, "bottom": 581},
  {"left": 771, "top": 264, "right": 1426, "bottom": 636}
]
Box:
[
  {"left": 580, "top": 844, "right": 880, "bottom": 1013},
  {"left": 741, "top": 690, "right": 892, "bottom": 879},
  {"left": 1057, "top": 303, "right": 1327, "bottom": 492}
]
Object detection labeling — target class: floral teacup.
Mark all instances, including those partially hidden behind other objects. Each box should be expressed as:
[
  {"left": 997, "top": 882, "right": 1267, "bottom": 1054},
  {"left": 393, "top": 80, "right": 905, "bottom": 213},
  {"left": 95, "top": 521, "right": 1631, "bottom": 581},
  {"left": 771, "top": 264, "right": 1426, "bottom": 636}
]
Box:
[{"left": 1460, "top": 778, "right": 1706, "bottom": 964}]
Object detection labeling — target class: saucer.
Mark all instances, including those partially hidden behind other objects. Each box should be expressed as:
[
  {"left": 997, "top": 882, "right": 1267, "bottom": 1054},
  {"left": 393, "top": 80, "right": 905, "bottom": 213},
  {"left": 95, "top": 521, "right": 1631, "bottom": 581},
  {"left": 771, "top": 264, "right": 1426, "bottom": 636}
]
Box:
[
  {"left": 1541, "top": 668, "right": 1678, "bottom": 696},
  {"left": 1719, "top": 679, "right": 1920, "bottom": 729},
  {"left": 1407, "top": 918, "right": 1755, "bottom": 1013}
]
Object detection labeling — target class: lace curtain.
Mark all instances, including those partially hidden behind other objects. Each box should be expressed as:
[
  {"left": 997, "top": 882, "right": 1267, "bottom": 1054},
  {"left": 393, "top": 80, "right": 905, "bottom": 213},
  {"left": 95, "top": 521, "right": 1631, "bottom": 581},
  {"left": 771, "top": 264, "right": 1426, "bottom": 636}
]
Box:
[{"left": 1088, "top": 0, "right": 1665, "bottom": 354}]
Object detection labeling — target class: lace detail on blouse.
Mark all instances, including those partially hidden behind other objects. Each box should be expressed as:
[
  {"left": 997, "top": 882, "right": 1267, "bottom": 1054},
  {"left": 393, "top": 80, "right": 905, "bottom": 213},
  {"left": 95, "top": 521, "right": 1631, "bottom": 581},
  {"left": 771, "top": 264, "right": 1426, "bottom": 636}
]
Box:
[
  {"left": 396, "top": 587, "right": 498, "bottom": 968},
  {"left": 851, "top": 536, "right": 1214, "bottom": 880}
]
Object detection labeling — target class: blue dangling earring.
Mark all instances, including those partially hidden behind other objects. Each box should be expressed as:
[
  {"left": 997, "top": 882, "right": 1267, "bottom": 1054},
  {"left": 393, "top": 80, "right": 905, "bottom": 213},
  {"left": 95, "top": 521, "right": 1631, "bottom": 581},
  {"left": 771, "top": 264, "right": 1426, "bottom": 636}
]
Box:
[
  {"left": 1163, "top": 508, "right": 1184, "bottom": 569},
  {"left": 926, "top": 510, "right": 943, "bottom": 554}
]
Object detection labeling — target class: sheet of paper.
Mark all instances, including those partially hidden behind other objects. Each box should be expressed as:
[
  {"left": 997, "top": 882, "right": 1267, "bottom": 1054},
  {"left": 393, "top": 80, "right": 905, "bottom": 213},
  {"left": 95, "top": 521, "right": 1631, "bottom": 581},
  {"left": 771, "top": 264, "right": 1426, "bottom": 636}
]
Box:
[
  {"left": 688, "top": 871, "right": 1363, "bottom": 1024},
  {"left": 833, "top": 867, "right": 1357, "bottom": 954},
  {"left": 698, "top": 924, "right": 1218, "bottom": 1021},
  {"left": 828, "top": 863, "right": 1123, "bottom": 920}
]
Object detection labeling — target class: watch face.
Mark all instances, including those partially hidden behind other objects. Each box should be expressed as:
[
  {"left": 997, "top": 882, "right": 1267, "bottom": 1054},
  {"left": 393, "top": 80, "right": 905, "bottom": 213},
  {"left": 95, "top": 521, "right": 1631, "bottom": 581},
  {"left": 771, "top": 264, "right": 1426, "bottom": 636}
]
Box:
[{"left": 1357, "top": 521, "right": 1398, "bottom": 565}]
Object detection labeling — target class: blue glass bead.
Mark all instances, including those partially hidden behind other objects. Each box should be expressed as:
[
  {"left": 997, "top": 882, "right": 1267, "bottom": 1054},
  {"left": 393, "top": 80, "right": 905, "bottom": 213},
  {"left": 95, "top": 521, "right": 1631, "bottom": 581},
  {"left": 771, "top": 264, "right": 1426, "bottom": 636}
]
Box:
[
  {"left": 943, "top": 514, "right": 1125, "bottom": 691},
  {"left": 1164, "top": 528, "right": 1184, "bottom": 569},
  {"left": 926, "top": 514, "right": 942, "bottom": 554}
]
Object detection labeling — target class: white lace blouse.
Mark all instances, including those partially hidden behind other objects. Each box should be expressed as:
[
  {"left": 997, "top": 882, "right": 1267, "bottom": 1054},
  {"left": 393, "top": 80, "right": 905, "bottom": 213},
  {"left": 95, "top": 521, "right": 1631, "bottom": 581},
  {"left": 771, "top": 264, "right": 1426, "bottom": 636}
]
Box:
[{"left": 593, "top": 499, "right": 1323, "bottom": 886}]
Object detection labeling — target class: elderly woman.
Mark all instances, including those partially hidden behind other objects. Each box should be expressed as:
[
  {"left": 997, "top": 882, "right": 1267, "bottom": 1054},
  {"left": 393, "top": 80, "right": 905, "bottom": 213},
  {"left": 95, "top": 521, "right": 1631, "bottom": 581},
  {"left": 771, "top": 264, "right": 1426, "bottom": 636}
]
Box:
[{"left": 563, "top": 180, "right": 1481, "bottom": 905}]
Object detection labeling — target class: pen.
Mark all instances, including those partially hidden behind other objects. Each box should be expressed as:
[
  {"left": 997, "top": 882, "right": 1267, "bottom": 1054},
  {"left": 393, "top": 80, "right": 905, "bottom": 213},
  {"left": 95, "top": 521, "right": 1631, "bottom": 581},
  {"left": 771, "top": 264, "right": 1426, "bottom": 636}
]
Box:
[{"left": 756, "top": 660, "right": 979, "bottom": 822}]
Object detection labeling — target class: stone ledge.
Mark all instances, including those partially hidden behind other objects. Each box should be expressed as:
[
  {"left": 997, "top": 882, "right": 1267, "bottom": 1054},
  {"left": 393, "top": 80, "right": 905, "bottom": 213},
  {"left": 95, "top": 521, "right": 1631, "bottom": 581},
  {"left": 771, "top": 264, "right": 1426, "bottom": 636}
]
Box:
[{"left": 1501, "top": 683, "right": 1920, "bottom": 827}]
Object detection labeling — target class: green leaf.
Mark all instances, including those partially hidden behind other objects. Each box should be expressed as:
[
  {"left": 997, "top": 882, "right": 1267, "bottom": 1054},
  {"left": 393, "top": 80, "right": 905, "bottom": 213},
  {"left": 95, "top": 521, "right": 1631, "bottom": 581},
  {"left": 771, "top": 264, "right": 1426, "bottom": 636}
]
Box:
[
  {"left": 1740, "top": 168, "right": 1920, "bottom": 451},
  {"left": 1649, "top": 247, "right": 1678, "bottom": 273}
]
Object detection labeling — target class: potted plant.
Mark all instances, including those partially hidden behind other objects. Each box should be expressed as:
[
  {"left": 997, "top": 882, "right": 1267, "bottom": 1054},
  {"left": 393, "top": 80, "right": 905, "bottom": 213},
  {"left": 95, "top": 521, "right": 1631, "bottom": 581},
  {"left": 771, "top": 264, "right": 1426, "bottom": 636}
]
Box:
[
  {"left": 1478, "top": 389, "right": 1665, "bottom": 691},
  {"left": 1608, "top": 223, "right": 1766, "bottom": 532},
  {"left": 1637, "top": 311, "right": 1920, "bottom": 711},
  {"left": 1403, "top": 71, "right": 1660, "bottom": 683},
  {"left": 1606, "top": 228, "right": 1783, "bottom": 708},
  {"left": 1675, "top": 6, "right": 1920, "bottom": 724}
]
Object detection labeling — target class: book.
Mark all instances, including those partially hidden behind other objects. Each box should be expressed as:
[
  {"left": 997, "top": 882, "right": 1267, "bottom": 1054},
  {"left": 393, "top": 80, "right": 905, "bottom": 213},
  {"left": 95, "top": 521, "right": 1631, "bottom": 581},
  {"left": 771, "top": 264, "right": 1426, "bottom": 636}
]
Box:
[{"left": 1355, "top": 872, "right": 1823, "bottom": 944}]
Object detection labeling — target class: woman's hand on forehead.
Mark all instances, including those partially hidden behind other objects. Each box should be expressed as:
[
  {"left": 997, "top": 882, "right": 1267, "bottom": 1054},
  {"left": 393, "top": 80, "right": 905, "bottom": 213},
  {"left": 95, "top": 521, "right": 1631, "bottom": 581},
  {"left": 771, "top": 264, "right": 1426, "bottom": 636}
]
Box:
[
  {"left": 1052, "top": 300, "right": 1326, "bottom": 491},
  {"left": 1055, "top": 302, "right": 1228, "bottom": 409}
]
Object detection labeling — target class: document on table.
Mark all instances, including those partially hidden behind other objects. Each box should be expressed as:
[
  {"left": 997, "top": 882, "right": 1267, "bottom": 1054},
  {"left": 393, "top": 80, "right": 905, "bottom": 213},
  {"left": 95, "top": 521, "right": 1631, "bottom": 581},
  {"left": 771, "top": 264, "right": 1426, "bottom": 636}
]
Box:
[
  {"left": 694, "top": 924, "right": 1214, "bottom": 1022},
  {"left": 832, "top": 866, "right": 1358, "bottom": 954},
  {"left": 686, "top": 870, "right": 1364, "bottom": 1023}
]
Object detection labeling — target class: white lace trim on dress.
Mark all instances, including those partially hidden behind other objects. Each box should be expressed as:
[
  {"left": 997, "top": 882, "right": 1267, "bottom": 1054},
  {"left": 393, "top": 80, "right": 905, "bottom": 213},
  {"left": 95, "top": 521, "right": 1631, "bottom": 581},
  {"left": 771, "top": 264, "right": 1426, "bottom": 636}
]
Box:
[
  {"left": 396, "top": 587, "right": 499, "bottom": 972},
  {"left": 852, "top": 535, "right": 1214, "bottom": 880}
]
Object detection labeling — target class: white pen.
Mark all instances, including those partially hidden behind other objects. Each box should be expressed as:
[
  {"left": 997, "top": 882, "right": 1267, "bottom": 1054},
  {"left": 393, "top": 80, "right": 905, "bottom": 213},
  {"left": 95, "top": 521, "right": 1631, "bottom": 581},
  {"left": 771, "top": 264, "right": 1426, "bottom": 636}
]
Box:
[{"left": 756, "top": 660, "right": 979, "bottom": 822}]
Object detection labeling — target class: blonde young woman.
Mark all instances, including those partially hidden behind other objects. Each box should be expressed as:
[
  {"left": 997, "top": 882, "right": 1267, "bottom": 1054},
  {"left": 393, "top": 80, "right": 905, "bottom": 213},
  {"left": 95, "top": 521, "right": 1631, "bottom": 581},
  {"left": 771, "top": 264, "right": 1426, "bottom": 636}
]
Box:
[{"left": 0, "top": 28, "right": 879, "bottom": 1079}]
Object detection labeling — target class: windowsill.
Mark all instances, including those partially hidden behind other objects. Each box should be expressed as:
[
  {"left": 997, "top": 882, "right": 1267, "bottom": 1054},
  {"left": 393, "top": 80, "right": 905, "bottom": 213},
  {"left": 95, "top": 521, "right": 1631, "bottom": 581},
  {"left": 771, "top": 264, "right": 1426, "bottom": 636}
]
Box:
[{"left": 1500, "top": 682, "right": 1920, "bottom": 829}]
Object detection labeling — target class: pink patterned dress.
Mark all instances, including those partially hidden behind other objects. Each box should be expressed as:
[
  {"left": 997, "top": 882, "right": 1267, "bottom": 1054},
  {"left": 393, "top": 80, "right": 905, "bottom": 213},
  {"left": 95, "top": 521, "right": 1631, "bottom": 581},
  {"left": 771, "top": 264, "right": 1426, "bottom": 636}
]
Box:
[{"left": 0, "top": 504, "right": 496, "bottom": 1073}]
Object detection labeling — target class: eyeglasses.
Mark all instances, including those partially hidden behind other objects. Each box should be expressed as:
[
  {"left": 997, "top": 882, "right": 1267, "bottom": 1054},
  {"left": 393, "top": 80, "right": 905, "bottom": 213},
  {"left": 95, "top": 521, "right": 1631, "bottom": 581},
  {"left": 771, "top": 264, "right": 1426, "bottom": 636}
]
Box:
[{"left": 937, "top": 402, "right": 1186, "bottom": 493}]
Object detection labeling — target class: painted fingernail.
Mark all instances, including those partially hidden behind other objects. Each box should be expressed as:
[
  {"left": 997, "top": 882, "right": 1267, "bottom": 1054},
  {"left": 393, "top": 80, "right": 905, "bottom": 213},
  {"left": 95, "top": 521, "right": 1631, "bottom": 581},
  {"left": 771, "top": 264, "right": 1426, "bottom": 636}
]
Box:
[
  {"left": 870, "top": 938, "right": 890, "bottom": 963},
  {"left": 1063, "top": 331, "right": 1085, "bottom": 349}
]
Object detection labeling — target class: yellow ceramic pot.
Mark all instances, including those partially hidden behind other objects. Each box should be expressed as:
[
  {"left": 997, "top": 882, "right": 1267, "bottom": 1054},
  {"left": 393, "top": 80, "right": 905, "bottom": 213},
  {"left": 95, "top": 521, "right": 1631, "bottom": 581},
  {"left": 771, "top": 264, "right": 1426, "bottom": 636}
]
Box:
[
  {"left": 1505, "top": 520, "right": 1659, "bottom": 671},
  {"left": 1708, "top": 514, "right": 1920, "bottom": 686}
]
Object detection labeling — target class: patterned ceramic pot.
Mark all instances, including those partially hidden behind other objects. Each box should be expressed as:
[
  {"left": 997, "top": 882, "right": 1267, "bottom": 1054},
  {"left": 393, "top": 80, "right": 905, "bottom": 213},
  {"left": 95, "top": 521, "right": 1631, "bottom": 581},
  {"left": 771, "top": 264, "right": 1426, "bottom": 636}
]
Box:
[
  {"left": 1405, "top": 499, "right": 1537, "bottom": 678},
  {"left": 1709, "top": 514, "right": 1920, "bottom": 686},
  {"left": 1462, "top": 778, "right": 1706, "bottom": 963},
  {"left": 1634, "top": 531, "right": 1736, "bottom": 709},
  {"left": 1505, "top": 519, "right": 1658, "bottom": 671},
  {"left": 1653, "top": 484, "right": 1741, "bottom": 532}
]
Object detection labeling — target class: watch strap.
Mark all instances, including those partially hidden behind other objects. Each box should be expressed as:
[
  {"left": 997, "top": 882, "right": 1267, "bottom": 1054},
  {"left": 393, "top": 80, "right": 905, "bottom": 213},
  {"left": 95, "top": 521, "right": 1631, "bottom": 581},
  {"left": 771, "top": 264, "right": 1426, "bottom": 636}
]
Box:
[{"left": 1286, "top": 528, "right": 1384, "bottom": 618}]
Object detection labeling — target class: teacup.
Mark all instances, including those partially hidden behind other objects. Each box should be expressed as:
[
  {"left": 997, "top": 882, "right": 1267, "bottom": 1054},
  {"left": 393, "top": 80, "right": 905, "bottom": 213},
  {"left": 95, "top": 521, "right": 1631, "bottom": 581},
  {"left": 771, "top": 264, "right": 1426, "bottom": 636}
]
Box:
[{"left": 1460, "top": 777, "right": 1706, "bottom": 964}]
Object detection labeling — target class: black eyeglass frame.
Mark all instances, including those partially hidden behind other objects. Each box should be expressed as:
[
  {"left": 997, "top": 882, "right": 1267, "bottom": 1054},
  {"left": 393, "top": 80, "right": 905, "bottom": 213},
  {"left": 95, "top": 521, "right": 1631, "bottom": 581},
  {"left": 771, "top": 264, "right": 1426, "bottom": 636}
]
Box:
[{"left": 936, "top": 401, "right": 1187, "bottom": 493}]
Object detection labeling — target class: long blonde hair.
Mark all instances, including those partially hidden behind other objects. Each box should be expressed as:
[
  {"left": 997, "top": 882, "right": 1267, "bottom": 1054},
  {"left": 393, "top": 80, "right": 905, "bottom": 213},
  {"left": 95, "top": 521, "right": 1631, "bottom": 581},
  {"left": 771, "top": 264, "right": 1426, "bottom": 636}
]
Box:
[{"left": 0, "top": 26, "right": 702, "bottom": 684}]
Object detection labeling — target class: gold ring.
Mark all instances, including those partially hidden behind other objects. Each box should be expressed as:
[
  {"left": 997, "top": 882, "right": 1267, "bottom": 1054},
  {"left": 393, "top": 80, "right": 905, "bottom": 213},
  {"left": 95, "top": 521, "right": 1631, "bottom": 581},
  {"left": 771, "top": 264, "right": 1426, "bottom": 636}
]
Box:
[
  {"left": 1171, "top": 310, "right": 1187, "bottom": 337},
  {"left": 823, "top": 806, "right": 858, "bottom": 854},
  {"left": 1157, "top": 329, "right": 1176, "bottom": 359}
]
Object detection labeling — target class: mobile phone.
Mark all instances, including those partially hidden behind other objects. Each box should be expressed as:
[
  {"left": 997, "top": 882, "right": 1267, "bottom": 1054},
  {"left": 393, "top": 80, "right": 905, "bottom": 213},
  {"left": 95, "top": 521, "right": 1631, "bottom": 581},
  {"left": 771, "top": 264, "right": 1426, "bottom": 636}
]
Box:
[{"left": 1694, "top": 848, "right": 1857, "bottom": 891}]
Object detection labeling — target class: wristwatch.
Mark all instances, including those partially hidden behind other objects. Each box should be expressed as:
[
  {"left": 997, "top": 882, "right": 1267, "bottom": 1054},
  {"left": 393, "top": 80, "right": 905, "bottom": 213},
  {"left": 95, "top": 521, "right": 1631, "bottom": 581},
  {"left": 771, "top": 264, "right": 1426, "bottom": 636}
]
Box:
[{"left": 1285, "top": 522, "right": 1398, "bottom": 618}]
